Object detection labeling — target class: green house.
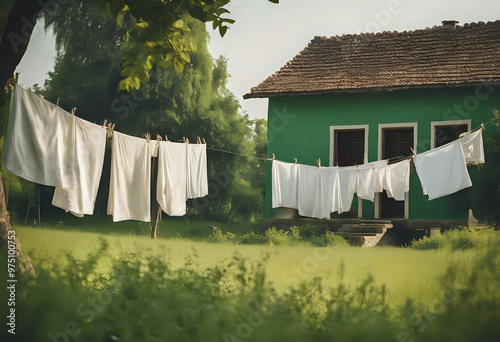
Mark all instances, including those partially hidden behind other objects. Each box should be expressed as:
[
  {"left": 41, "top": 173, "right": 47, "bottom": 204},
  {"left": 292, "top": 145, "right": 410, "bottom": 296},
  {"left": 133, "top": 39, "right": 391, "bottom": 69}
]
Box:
[{"left": 244, "top": 20, "right": 500, "bottom": 230}]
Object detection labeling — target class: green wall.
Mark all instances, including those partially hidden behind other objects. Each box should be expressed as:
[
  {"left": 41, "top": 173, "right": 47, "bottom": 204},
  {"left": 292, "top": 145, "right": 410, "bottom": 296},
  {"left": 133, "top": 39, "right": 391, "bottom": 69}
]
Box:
[{"left": 266, "top": 86, "right": 499, "bottom": 221}]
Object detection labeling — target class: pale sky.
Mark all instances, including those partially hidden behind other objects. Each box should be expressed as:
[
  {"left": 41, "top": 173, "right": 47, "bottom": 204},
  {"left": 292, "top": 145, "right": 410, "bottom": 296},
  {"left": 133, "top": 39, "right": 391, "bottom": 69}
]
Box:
[{"left": 16, "top": 0, "right": 500, "bottom": 120}]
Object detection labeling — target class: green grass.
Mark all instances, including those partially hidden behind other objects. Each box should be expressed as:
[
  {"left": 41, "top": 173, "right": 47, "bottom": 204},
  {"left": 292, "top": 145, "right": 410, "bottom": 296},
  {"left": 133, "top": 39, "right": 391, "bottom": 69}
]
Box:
[
  {"left": 13, "top": 223, "right": 485, "bottom": 309},
  {"left": 5, "top": 222, "right": 499, "bottom": 342}
]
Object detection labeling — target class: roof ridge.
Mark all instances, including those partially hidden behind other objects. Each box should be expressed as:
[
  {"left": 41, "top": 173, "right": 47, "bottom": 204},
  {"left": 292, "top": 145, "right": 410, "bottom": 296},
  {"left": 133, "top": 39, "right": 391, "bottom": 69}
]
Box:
[
  {"left": 311, "top": 20, "right": 500, "bottom": 42},
  {"left": 244, "top": 20, "right": 500, "bottom": 99}
]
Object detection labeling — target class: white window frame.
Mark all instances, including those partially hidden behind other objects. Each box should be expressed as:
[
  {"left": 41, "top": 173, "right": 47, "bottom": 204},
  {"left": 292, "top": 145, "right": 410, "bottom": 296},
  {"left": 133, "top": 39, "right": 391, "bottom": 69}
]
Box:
[
  {"left": 330, "top": 125, "right": 369, "bottom": 218},
  {"left": 375, "top": 122, "right": 418, "bottom": 220},
  {"left": 329, "top": 125, "right": 369, "bottom": 166},
  {"left": 430, "top": 119, "right": 471, "bottom": 149}
]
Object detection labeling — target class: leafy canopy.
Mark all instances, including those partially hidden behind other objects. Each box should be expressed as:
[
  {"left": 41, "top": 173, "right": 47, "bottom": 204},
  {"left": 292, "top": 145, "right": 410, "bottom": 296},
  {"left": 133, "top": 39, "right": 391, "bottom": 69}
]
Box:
[{"left": 82, "top": 0, "right": 279, "bottom": 92}]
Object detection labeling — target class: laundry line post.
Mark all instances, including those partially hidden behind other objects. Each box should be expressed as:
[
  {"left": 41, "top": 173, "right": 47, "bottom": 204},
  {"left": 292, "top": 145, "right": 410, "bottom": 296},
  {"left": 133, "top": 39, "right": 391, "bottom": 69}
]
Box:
[{"left": 150, "top": 155, "right": 161, "bottom": 238}]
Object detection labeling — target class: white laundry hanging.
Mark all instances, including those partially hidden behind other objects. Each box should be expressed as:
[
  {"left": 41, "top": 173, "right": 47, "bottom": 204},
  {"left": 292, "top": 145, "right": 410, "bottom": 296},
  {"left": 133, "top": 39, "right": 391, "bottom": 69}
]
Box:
[
  {"left": 3, "top": 85, "right": 107, "bottom": 216},
  {"left": 272, "top": 160, "right": 298, "bottom": 209},
  {"left": 315, "top": 166, "right": 341, "bottom": 219},
  {"left": 3, "top": 84, "right": 76, "bottom": 189},
  {"left": 297, "top": 164, "right": 320, "bottom": 218},
  {"left": 107, "top": 132, "right": 151, "bottom": 222},
  {"left": 187, "top": 144, "right": 208, "bottom": 199},
  {"left": 156, "top": 141, "right": 188, "bottom": 216},
  {"left": 414, "top": 140, "right": 472, "bottom": 200},
  {"left": 459, "top": 129, "right": 485, "bottom": 165},
  {"left": 355, "top": 160, "right": 388, "bottom": 202},
  {"left": 385, "top": 159, "right": 410, "bottom": 201},
  {"left": 52, "top": 116, "right": 107, "bottom": 216},
  {"left": 338, "top": 166, "right": 357, "bottom": 214}
]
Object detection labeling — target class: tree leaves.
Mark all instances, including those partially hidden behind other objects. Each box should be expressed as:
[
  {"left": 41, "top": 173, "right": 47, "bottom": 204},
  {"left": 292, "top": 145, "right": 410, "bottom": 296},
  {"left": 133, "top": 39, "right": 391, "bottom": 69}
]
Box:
[{"left": 94, "top": 0, "right": 280, "bottom": 92}]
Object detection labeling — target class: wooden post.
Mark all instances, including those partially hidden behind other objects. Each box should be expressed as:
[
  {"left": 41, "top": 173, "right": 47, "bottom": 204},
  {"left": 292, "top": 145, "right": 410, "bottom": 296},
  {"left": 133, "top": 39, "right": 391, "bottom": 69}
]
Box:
[{"left": 150, "top": 156, "right": 161, "bottom": 238}]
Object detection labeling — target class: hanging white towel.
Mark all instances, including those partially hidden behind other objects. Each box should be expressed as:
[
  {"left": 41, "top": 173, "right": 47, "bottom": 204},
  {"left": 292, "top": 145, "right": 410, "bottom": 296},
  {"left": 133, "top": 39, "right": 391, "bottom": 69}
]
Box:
[
  {"left": 315, "top": 166, "right": 341, "bottom": 219},
  {"left": 52, "top": 116, "right": 107, "bottom": 216},
  {"left": 355, "top": 167, "right": 374, "bottom": 202},
  {"left": 3, "top": 85, "right": 107, "bottom": 216},
  {"left": 3, "top": 85, "right": 75, "bottom": 189},
  {"left": 107, "top": 132, "right": 151, "bottom": 222},
  {"left": 187, "top": 144, "right": 208, "bottom": 199},
  {"left": 272, "top": 160, "right": 298, "bottom": 209},
  {"left": 338, "top": 166, "right": 357, "bottom": 214},
  {"left": 355, "top": 161, "right": 389, "bottom": 202},
  {"left": 371, "top": 161, "right": 389, "bottom": 194},
  {"left": 414, "top": 140, "right": 472, "bottom": 200},
  {"left": 459, "top": 129, "right": 485, "bottom": 165},
  {"left": 297, "top": 164, "right": 319, "bottom": 218},
  {"left": 157, "top": 141, "right": 188, "bottom": 216},
  {"left": 386, "top": 159, "right": 410, "bottom": 201}
]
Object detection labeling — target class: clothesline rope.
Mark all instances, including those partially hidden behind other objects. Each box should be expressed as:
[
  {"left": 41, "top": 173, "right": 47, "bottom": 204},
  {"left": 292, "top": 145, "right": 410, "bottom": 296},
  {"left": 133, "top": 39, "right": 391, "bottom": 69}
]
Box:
[{"left": 206, "top": 147, "right": 272, "bottom": 161}]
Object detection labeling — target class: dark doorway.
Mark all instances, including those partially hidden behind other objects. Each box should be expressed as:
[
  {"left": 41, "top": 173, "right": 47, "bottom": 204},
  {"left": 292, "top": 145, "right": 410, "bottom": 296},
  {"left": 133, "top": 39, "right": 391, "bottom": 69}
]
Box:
[
  {"left": 380, "top": 127, "right": 414, "bottom": 218},
  {"left": 335, "top": 129, "right": 365, "bottom": 166}
]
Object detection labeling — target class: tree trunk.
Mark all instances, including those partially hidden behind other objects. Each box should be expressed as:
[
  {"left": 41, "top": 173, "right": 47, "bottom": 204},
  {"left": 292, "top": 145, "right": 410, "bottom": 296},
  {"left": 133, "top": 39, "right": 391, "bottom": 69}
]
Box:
[
  {"left": 0, "top": 0, "right": 41, "bottom": 276},
  {"left": 0, "top": 0, "right": 42, "bottom": 91},
  {"left": 0, "top": 171, "right": 35, "bottom": 277}
]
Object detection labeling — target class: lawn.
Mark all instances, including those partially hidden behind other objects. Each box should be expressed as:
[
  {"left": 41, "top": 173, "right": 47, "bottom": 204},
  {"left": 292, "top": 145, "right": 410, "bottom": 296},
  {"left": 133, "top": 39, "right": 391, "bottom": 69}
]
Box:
[
  {"left": 14, "top": 220, "right": 483, "bottom": 309},
  {"left": 5, "top": 220, "right": 499, "bottom": 342}
]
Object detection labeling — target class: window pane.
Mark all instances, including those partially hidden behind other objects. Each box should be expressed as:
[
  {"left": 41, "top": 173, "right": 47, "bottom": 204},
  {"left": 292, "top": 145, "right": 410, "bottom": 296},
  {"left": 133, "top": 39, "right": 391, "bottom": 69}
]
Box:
[
  {"left": 336, "top": 129, "right": 365, "bottom": 166},
  {"left": 435, "top": 124, "right": 468, "bottom": 147}
]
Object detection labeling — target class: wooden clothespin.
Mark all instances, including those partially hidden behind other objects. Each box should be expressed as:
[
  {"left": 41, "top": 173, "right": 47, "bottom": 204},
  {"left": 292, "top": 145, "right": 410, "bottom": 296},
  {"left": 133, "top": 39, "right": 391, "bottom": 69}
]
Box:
[
  {"left": 15, "top": 72, "right": 19, "bottom": 84},
  {"left": 294, "top": 157, "right": 297, "bottom": 164},
  {"left": 164, "top": 135, "right": 169, "bottom": 142},
  {"left": 146, "top": 133, "right": 150, "bottom": 143},
  {"left": 186, "top": 137, "right": 190, "bottom": 144},
  {"left": 196, "top": 136, "right": 202, "bottom": 144},
  {"left": 56, "top": 98, "right": 60, "bottom": 107},
  {"left": 70, "top": 107, "right": 76, "bottom": 116},
  {"left": 157, "top": 134, "right": 162, "bottom": 141},
  {"left": 481, "top": 123, "right": 485, "bottom": 130},
  {"left": 272, "top": 153, "right": 275, "bottom": 163},
  {"left": 410, "top": 147, "right": 417, "bottom": 156},
  {"left": 103, "top": 119, "right": 107, "bottom": 128},
  {"left": 317, "top": 158, "right": 321, "bottom": 167},
  {"left": 202, "top": 138, "right": 206, "bottom": 144}
]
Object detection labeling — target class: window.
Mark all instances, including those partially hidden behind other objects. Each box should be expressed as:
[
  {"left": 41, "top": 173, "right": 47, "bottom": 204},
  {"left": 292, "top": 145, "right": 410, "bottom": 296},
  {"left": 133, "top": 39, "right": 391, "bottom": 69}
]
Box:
[
  {"left": 335, "top": 130, "right": 365, "bottom": 166},
  {"left": 330, "top": 125, "right": 368, "bottom": 167},
  {"left": 435, "top": 125, "right": 468, "bottom": 147},
  {"left": 431, "top": 120, "right": 471, "bottom": 148},
  {"left": 382, "top": 128, "right": 414, "bottom": 162}
]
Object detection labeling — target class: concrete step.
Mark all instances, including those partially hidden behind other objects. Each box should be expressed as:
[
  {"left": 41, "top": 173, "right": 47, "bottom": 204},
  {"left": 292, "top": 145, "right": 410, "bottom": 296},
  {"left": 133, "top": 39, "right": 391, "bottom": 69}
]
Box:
[
  {"left": 336, "top": 232, "right": 379, "bottom": 237},
  {"left": 339, "top": 225, "right": 389, "bottom": 234}
]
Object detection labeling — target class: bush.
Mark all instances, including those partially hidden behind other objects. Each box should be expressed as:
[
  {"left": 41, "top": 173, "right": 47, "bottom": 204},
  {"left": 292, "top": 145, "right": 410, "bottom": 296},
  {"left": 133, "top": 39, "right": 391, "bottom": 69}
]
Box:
[
  {"left": 411, "top": 227, "right": 500, "bottom": 251},
  {"left": 1, "top": 240, "right": 499, "bottom": 341},
  {"left": 321, "top": 231, "right": 349, "bottom": 247},
  {"left": 240, "top": 231, "right": 267, "bottom": 245},
  {"left": 206, "top": 230, "right": 236, "bottom": 243},
  {"left": 265, "top": 227, "right": 290, "bottom": 246}
]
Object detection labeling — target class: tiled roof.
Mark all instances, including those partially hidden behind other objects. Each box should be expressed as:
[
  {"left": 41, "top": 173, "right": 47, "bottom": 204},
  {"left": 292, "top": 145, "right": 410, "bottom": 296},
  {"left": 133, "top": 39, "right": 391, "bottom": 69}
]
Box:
[{"left": 244, "top": 21, "right": 500, "bottom": 99}]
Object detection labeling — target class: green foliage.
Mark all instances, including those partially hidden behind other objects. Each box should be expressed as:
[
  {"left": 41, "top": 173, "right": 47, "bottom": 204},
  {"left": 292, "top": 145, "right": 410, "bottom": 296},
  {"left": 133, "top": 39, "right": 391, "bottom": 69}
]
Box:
[
  {"left": 2, "top": 239, "right": 499, "bottom": 341},
  {"left": 265, "top": 227, "right": 290, "bottom": 246},
  {"left": 470, "top": 109, "right": 500, "bottom": 226},
  {"left": 411, "top": 227, "right": 500, "bottom": 251},
  {"left": 41, "top": 0, "right": 279, "bottom": 92},
  {"left": 240, "top": 231, "right": 267, "bottom": 245},
  {"left": 400, "top": 242, "right": 500, "bottom": 342},
  {"left": 206, "top": 230, "right": 236, "bottom": 243}
]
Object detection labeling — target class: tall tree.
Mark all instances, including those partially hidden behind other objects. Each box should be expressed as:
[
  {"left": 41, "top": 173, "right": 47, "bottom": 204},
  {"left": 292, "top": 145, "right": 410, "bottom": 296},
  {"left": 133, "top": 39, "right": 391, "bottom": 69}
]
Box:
[
  {"left": 42, "top": 2, "right": 259, "bottom": 221},
  {"left": 0, "top": 0, "right": 279, "bottom": 274}
]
